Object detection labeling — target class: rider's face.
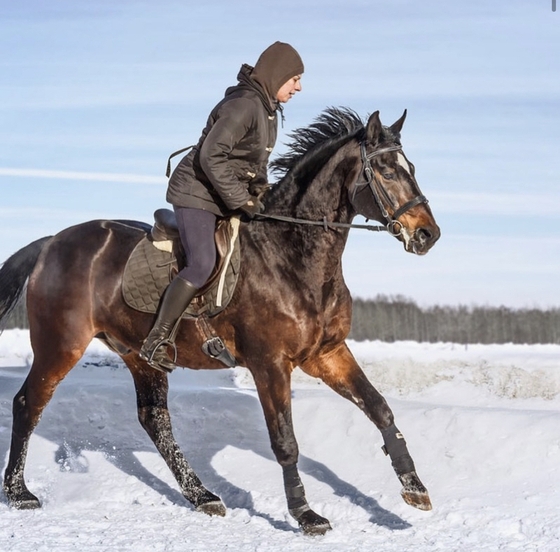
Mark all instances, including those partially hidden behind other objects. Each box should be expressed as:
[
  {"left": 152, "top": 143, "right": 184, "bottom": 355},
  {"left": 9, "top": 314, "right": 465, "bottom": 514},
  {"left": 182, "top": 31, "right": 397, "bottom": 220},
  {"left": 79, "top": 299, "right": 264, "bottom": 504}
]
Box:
[{"left": 276, "top": 75, "right": 302, "bottom": 103}]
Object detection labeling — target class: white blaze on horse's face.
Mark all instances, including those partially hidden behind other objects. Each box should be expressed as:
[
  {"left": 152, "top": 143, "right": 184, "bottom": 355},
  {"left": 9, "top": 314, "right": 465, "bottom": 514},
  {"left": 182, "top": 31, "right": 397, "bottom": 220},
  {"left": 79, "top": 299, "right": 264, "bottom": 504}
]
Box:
[
  {"left": 397, "top": 152, "right": 412, "bottom": 175},
  {"left": 393, "top": 152, "right": 426, "bottom": 254}
]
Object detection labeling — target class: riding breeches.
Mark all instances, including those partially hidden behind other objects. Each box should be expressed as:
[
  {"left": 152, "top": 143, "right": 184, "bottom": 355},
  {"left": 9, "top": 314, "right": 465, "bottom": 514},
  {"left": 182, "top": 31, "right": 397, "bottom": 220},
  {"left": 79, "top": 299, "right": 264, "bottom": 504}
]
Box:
[{"left": 173, "top": 206, "right": 217, "bottom": 288}]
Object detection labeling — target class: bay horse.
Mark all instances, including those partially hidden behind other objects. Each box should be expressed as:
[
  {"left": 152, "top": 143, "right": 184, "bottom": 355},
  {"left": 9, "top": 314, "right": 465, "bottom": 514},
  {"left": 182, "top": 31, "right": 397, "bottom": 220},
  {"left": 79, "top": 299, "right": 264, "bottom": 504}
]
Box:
[{"left": 0, "top": 108, "right": 440, "bottom": 535}]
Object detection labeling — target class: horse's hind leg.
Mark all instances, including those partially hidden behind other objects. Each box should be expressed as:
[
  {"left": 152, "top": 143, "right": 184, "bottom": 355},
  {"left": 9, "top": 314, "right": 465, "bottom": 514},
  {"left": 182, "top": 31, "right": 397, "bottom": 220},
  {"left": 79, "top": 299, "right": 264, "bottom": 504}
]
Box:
[
  {"left": 301, "top": 342, "right": 432, "bottom": 511},
  {"left": 123, "top": 354, "right": 225, "bottom": 516},
  {"left": 3, "top": 339, "right": 89, "bottom": 509}
]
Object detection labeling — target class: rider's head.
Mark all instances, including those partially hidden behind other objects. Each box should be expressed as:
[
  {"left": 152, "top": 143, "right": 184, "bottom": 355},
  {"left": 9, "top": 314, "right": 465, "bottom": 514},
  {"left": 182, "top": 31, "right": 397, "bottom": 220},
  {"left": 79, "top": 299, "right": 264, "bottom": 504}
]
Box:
[{"left": 251, "top": 41, "right": 304, "bottom": 104}]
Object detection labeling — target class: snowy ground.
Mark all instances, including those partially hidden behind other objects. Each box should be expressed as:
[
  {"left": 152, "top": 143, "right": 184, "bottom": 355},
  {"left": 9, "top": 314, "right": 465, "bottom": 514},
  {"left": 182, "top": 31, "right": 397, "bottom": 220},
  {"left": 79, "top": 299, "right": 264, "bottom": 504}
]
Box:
[{"left": 1, "top": 329, "right": 559, "bottom": 551}]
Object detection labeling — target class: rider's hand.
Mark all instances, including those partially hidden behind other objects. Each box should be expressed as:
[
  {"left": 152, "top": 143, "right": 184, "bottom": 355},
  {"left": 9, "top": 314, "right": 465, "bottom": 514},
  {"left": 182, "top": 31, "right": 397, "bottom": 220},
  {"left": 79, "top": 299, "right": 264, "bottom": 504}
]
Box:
[
  {"left": 249, "top": 181, "right": 272, "bottom": 199},
  {"left": 239, "top": 197, "right": 265, "bottom": 219}
]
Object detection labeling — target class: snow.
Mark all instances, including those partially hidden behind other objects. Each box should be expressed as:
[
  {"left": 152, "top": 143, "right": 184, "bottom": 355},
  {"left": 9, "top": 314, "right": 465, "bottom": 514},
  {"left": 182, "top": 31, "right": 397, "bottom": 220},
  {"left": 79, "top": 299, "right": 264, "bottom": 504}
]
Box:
[{"left": 1, "top": 329, "right": 559, "bottom": 551}]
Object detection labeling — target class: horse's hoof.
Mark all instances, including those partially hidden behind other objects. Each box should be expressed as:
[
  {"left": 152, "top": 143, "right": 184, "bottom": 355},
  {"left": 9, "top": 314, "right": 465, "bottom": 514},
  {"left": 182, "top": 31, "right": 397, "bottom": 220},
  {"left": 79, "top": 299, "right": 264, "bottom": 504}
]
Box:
[
  {"left": 399, "top": 472, "right": 433, "bottom": 511},
  {"left": 13, "top": 498, "right": 42, "bottom": 510},
  {"left": 196, "top": 499, "right": 226, "bottom": 517},
  {"left": 401, "top": 488, "right": 432, "bottom": 510},
  {"left": 5, "top": 489, "right": 42, "bottom": 510},
  {"left": 295, "top": 509, "right": 332, "bottom": 536}
]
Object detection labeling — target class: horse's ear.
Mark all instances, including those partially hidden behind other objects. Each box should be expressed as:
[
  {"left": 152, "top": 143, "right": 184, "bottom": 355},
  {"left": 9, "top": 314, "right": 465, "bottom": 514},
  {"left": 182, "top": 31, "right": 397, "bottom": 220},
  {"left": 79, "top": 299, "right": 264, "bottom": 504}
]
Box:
[
  {"left": 366, "top": 111, "right": 382, "bottom": 145},
  {"left": 389, "top": 109, "right": 407, "bottom": 137}
]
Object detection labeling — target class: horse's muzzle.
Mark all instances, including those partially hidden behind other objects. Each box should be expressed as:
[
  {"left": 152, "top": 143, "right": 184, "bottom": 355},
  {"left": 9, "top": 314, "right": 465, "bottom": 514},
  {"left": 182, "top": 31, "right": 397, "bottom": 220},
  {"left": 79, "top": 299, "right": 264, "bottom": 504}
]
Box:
[{"left": 403, "top": 224, "right": 441, "bottom": 255}]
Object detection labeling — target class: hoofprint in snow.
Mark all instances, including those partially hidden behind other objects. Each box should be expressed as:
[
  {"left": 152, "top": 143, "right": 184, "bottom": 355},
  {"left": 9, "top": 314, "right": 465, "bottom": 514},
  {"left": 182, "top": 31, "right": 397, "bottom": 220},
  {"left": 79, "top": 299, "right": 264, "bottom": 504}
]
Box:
[{"left": 1, "top": 329, "right": 559, "bottom": 551}]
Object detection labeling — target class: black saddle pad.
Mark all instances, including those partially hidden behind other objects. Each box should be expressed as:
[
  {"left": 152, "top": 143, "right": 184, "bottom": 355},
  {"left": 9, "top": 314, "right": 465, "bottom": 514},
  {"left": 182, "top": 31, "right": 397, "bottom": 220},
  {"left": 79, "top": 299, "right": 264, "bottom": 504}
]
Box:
[{"left": 122, "top": 219, "right": 240, "bottom": 318}]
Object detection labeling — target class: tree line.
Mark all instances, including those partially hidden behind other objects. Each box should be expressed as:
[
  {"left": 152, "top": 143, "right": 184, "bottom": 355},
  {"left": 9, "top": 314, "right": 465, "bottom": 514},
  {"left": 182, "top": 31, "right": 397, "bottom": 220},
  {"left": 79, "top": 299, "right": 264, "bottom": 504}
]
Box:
[
  {"left": 350, "top": 295, "right": 560, "bottom": 344},
  {"left": 2, "top": 298, "right": 28, "bottom": 332},
  {"left": 3, "top": 294, "right": 560, "bottom": 345}
]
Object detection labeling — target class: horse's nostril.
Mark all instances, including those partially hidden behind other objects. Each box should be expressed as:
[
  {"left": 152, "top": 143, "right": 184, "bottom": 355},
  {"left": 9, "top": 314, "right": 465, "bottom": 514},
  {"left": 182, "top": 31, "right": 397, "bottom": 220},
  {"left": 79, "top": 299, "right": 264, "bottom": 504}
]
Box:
[
  {"left": 416, "top": 225, "right": 441, "bottom": 246},
  {"left": 417, "top": 228, "right": 432, "bottom": 242}
]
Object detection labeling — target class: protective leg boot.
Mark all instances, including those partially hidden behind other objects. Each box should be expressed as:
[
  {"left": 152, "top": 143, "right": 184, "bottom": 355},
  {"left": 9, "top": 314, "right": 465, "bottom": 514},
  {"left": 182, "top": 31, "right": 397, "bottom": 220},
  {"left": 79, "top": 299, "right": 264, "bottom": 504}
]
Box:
[{"left": 139, "top": 277, "right": 198, "bottom": 373}]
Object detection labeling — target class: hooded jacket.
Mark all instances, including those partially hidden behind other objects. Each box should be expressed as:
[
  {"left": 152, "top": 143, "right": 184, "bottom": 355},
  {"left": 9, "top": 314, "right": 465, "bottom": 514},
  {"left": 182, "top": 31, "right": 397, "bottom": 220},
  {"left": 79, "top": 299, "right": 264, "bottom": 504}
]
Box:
[{"left": 166, "top": 42, "right": 304, "bottom": 216}]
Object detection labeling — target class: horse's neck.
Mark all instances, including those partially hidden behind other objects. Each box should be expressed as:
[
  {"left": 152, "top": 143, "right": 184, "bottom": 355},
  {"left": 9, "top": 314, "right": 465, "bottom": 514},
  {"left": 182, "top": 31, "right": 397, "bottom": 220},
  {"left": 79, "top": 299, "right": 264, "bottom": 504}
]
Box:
[
  {"left": 257, "top": 158, "right": 355, "bottom": 285},
  {"left": 269, "top": 146, "right": 357, "bottom": 224}
]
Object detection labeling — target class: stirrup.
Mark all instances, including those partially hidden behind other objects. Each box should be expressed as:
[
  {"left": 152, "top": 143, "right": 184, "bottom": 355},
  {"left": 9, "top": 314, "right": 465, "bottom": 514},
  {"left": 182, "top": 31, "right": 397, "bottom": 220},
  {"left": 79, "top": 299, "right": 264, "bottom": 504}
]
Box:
[
  {"left": 201, "top": 336, "right": 236, "bottom": 367},
  {"left": 140, "top": 338, "right": 178, "bottom": 372}
]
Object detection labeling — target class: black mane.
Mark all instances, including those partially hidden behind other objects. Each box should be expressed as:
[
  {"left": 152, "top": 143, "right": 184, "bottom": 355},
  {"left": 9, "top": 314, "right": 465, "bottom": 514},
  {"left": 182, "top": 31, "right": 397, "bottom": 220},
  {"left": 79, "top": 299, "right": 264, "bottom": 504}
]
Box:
[{"left": 269, "top": 107, "right": 365, "bottom": 184}]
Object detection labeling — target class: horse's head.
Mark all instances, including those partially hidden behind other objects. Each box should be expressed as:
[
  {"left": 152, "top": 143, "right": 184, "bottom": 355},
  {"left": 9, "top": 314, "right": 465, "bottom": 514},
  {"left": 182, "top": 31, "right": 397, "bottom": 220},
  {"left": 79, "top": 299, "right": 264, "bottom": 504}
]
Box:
[{"left": 349, "top": 111, "right": 440, "bottom": 255}]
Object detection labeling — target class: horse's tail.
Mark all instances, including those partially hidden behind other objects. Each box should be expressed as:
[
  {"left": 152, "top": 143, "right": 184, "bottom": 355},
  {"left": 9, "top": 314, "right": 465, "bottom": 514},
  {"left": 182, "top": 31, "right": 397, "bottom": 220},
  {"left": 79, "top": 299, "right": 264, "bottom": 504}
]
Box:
[{"left": 0, "top": 236, "right": 53, "bottom": 329}]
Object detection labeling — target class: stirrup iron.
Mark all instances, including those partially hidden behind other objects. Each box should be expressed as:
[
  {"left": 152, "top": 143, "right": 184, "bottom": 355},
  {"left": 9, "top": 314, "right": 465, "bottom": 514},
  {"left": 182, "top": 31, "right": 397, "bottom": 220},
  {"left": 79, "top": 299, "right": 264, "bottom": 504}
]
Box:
[
  {"left": 142, "top": 338, "right": 178, "bottom": 366},
  {"left": 201, "top": 336, "right": 236, "bottom": 367}
]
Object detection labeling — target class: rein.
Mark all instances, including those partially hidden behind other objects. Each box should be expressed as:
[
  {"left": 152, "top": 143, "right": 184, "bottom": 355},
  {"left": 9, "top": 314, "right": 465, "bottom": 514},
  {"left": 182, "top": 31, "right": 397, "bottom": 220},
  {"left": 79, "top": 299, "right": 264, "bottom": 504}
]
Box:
[{"left": 254, "top": 212, "right": 387, "bottom": 232}]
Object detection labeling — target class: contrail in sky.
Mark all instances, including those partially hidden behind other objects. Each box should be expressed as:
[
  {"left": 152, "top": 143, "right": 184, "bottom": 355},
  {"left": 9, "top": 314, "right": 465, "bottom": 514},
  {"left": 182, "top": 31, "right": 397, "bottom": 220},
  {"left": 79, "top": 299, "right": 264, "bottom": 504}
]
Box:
[{"left": 0, "top": 167, "right": 163, "bottom": 184}]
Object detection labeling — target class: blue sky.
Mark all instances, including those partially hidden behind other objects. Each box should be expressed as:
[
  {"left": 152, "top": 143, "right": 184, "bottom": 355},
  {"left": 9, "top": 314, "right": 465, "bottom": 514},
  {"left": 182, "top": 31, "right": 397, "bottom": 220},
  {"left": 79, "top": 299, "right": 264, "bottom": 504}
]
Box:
[{"left": 1, "top": 0, "right": 559, "bottom": 308}]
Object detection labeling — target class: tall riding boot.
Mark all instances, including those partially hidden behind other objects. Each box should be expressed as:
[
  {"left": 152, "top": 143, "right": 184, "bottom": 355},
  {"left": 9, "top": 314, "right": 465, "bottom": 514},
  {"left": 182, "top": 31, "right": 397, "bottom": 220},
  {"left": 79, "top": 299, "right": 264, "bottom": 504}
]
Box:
[{"left": 139, "top": 277, "right": 198, "bottom": 373}]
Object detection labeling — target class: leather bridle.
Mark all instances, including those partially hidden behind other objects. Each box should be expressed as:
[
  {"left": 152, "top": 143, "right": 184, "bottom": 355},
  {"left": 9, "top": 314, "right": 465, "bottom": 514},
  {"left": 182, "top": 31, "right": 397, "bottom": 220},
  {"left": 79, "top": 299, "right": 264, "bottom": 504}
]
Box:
[
  {"left": 255, "top": 140, "right": 429, "bottom": 235},
  {"left": 353, "top": 141, "right": 429, "bottom": 236}
]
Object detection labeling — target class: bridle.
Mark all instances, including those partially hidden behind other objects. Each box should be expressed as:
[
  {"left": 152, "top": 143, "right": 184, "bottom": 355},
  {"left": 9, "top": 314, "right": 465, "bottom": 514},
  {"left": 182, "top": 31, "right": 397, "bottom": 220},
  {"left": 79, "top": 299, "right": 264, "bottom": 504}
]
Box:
[
  {"left": 255, "top": 140, "right": 428, "bottom": 235},
  {"left": 355, "top": 141, "right": 429, "bottom": 236}
]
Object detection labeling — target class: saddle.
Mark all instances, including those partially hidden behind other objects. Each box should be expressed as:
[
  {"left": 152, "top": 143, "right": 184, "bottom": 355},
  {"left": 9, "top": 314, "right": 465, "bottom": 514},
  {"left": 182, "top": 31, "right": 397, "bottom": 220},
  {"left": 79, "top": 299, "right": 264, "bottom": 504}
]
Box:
[{"left": 122, "top": 209, "right": 241, "bottom": 318}]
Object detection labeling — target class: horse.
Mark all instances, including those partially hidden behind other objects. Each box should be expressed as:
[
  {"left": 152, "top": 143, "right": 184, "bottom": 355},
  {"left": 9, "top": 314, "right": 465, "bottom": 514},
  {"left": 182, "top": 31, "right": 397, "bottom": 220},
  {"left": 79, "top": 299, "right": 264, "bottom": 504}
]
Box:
[{"left": 0, "top": 107, "right": 440, "bottom": 535}]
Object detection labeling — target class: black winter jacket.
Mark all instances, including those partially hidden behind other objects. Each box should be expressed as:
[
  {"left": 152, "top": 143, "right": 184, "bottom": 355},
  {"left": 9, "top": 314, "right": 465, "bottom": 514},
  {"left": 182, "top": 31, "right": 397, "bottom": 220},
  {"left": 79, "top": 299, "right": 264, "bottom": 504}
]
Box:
[{"left": 166, "top": 65, "right": 279, "bottom": 216}]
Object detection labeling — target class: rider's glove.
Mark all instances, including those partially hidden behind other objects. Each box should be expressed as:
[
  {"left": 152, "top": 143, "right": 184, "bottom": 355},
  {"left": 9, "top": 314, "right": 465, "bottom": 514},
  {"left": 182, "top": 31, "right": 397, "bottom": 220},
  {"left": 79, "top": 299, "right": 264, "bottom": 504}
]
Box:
[{"left": 239, "top": 197, "right": 265, "bottom": 220}]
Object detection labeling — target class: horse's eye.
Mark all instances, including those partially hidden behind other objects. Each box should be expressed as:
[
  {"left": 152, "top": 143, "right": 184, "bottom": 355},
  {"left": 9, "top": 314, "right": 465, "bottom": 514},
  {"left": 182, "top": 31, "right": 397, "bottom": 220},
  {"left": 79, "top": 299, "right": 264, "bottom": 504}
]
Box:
[{"left": 383, "top": 172, "right": 395, "bottom": 180}]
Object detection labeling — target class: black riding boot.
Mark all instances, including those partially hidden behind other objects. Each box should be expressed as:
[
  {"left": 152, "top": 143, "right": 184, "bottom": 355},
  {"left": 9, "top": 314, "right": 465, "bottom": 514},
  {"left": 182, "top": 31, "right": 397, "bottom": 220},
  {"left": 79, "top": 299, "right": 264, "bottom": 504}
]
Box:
[{"left": 139, "top": 277, "right": 198, "bottom": 373}]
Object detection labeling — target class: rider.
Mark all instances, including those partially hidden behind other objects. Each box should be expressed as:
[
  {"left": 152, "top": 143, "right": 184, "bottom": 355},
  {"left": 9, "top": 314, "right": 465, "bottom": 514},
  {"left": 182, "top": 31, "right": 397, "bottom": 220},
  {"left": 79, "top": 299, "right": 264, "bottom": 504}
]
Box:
[{"left": 140, "top": 41, "right": 304, "bottom": 373}]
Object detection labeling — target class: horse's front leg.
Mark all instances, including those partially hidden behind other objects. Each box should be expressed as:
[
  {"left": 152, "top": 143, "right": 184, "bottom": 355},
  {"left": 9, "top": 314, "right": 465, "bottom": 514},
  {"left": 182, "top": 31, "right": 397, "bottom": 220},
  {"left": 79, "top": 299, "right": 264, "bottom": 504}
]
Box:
[
  {"left": 301, "top": 342, "right": 432, "bottom": 511},
  {"left": 250, "top": 364, "right": 332, "bottom": 535},
  {"left": 125, "top": 355, "right": 226, "bottom": 516}
]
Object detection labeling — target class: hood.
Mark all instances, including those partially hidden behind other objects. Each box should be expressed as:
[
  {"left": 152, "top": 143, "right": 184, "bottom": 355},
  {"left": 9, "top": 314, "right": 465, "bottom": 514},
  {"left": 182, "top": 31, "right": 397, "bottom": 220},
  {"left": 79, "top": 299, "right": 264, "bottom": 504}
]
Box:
[{"left": 250, "top": 41, "right": 304, "bottom": 104}]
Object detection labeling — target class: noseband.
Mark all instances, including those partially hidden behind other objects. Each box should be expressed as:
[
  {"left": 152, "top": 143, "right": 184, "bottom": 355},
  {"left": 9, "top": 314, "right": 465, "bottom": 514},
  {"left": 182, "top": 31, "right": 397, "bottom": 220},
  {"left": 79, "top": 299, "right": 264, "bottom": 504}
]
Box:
[{"left": 355, "top": 142, "right": 428, "bottom": 236}]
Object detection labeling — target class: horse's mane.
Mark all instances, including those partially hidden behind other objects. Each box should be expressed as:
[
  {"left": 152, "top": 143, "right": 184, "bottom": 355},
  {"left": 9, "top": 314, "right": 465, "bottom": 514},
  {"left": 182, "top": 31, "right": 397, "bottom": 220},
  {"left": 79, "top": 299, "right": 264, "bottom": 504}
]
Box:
[{"left": 269, "top": 107, "right": 366, "bottom": 184}]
